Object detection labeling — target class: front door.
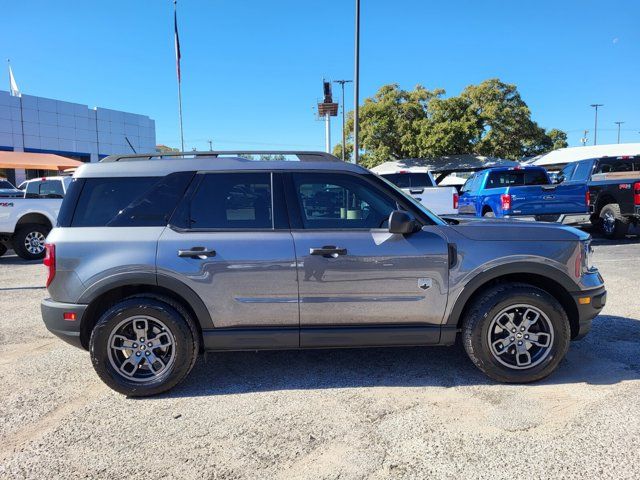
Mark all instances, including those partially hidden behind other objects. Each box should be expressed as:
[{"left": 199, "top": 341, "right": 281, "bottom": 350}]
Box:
[
  {"left": 287, "top": 172, "right": 449, "bottom": 345},
  {"left": 156, "top": 172, "right": 299, "bottom": 347}
]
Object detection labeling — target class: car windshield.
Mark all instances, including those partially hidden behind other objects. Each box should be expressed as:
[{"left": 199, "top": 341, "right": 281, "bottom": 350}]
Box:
[
  {"left": 375, "top": 175, "right": 447, "bottom": 226},
  {"left": 380, "top": 172, "right": 434, "bottom": 188},
  {"left": 0, "top": 180, "right": 16, "bottom": 189}
]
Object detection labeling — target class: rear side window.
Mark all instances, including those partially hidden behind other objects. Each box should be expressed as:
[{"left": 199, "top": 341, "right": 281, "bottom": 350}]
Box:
[
  {"left": 187, "top": 172, "right": 273, "bottom": 229},
  {"left": 486, "top": 169, "right": 548, "bottom": 188},
  {"left": 572, "top": 161, "right": 593, "bottom": 182},
  {"left": 69, "top": 173, "right": 193, "bottom": 227},
  {"left": 380, "top": 173, "right": 434, "bottom": 188}
]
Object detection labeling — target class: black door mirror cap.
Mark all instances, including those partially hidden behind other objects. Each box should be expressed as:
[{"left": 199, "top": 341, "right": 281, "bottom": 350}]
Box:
[{"left": 388, "top": 210, "right": 417, "bottom": 235}]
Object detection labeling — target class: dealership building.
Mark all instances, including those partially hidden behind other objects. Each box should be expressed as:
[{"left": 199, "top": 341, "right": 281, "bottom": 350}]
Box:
[{"left": 0, "top": 89, "right": 156, "bottom": 184}]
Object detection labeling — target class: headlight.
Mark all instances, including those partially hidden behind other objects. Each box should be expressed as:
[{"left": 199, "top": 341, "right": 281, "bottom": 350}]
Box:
[{"left": 583, "top": 241, "right": 594, "bottom": 272}]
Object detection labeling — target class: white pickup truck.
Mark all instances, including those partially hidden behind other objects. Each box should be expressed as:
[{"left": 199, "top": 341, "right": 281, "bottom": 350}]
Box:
[
  {"left": 371, "top": 166, "right": 459, "bottom": 215},
  {"left": 0, "top": 177, "right": 71, "bottom": 260}
]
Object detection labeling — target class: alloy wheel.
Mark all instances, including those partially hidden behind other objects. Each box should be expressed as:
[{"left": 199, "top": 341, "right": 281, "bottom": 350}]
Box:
[
  {"left": 487, "top": 304, "right": 554, "bottom": 370},
  {"left": 107, "top": 315, "right": 176, "bottom": 382},
  {"left": 602, "top": 211, "right": 616, "bottom": 235},
  {"left": 24, "top": 231, "right": 46, "bottom": 255}
]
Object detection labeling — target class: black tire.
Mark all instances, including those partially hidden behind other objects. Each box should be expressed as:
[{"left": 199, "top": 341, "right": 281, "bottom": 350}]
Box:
[
  {"left": 483, "top": 210, "right": 495, "bottom": 218},
  {"left": 462, "top": 283, "right": 570, "bottom": 383},
  {"left": 13, "top": 224, "right": 50, "bottom": 260},
  {"left": 89, "top": 297, "right": 199, "bottom": 397},
  {"left": 599, "top": 203, "right": 629, "bottom": 239},
  {"left": 0, "top": 243, "right": 6, "bottom": 257}
]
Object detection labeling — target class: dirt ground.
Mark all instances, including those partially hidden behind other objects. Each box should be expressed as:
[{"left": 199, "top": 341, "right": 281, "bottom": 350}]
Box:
[{"left": 1, "top": 235, "right": 639, "bottom": 479}]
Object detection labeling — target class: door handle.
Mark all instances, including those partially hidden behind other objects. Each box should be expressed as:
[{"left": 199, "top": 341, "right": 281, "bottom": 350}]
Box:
[
  {"left": 309, "top": 246, "right": 347, "bottom": 258},
  {"left": 178, "top": 247, "right": 216, "bottom": 259}
]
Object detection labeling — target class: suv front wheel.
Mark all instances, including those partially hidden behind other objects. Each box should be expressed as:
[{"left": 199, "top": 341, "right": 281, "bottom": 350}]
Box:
[
  {"left": 462, "top": 283, "right": 570, "bottom": 383},
  {"left": 90, "top": 297, "right": 199, "bottom": 396}
]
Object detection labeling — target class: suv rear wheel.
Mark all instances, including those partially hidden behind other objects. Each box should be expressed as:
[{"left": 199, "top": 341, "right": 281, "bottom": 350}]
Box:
[
  {"left": 13, "top": 224, "right": 49, "bottom": 260},
  {"left": 462, "top": 283, "right": 570, "bottom": 383},
  {"left": 89, "top": 297, "right": 199, "bottom": 396}
]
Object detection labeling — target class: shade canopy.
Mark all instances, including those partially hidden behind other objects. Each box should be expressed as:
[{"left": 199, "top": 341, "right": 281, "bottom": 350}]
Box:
[
  {"left": 0, "top": 151, "right": 84, "bottom": 170},
  {"left": 370, "top": 155, "right": 519, "bottom": 174},
  {"left": 530, "top": 143, "right": 640, "bottom": 169}
]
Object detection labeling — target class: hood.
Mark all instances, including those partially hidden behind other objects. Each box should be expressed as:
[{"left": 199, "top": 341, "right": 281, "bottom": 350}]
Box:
[{"left": 446, "top": 217, "right": 590, "bottom": 242}]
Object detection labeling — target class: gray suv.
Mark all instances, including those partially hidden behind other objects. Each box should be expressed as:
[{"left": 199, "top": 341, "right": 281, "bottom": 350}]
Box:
[{"left": 41, "top": 151, "right": 606, "bottom": 396}]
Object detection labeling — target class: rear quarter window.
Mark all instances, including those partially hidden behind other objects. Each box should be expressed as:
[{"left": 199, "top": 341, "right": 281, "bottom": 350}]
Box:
[{"left": 67, "top": 172, "right": 194, "bottom": 227}]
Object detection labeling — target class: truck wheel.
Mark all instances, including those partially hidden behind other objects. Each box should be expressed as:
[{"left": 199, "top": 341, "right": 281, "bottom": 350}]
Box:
[
  {"left": 483, "top": 210, "right": 495, "bottom": 218},
  {"left": 599, "top": 204, "right": 629, "bottom": 239},
  {"left": 462, "top": 283, "right": 570, "bottom": 383},
  {"left": 90, "top": 297, "right": 199, "bottom": 397},
  {"left": 0, "top": 244, "right": 6, "bottom": 257},
  {"left": 13, "top": 224, "right": 49, "bottom": 260}
]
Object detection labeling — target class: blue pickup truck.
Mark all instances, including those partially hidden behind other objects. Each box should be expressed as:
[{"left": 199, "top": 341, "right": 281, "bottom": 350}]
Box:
[{"left": 458, "top": 166, "right": 589, "bottom": 223}]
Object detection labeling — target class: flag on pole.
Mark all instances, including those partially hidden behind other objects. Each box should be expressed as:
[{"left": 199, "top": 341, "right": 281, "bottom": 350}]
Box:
[
  {"left": 174, "top": 1, "right": 181, "bottom": 83},
  {"left": 8, "top": 62, "right": 21, "bottom": 97}
]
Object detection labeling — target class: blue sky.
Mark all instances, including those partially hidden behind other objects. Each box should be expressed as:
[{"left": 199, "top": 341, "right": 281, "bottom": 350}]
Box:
[{"left": 1, "top": 0, "right": 638, "bottom": 152}]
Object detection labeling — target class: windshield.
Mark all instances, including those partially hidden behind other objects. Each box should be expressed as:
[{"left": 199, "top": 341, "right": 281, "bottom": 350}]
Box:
[
  {"left": 380, "top": 172, "right": 434, "bottom": 188},
  {"left": 0, "top": 180, "right": 16, "bottom": 189},
  {"left": 374, "top": 174, "right": 446, "bottom": 226}
]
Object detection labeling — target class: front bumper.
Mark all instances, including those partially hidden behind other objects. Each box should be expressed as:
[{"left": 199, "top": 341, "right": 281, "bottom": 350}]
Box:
[
  {"left": 41, "top": 298, "right": 87, "bottom": 349},
  {"left": 570, "top": 286, "right": 606, "bottom": 340}
]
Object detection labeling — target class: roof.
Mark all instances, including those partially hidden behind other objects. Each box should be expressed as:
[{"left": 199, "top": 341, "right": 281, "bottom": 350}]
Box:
[
  {"left": 76, "top": 152, "right": 368, "bottom": 178},
  {"left": 370, "top": 155, "right": 519, "bottom": 174},
  {"left": 0, "top": 151, "right": 84, "bottom": 170},
  {"left": 531, "top": 143, "right": 640, "bottom": 168}
]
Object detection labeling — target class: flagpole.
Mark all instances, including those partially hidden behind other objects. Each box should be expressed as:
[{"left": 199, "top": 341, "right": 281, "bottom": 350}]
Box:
[{"left": 174, "top": 0, "right": 185, "bottom": 153}]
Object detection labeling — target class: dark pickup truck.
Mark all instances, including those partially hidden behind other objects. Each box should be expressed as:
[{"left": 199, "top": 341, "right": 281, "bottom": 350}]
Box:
[{"left": 556, "top": 155, "right": 640, "bottom": 238}]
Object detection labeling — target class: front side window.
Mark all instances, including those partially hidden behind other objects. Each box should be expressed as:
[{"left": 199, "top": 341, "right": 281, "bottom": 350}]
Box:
[
  {"left": 558, "top": 163, "right": 576, "bottom": 183},
  {"left": 292, "top": 173, "right": 397, "bottom": 229},
  {"left": 188, "top": 172, "right": 272, "bottom": 229},
  {"left": 461, "top": 175, "right": 476, "bottom": 194}
]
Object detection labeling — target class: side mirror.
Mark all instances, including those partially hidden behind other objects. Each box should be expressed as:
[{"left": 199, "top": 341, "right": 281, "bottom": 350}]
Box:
[
  {"left": 554, "top": 174, "right": 564, "bottom": 184},
  {"left": 388, "top": 210, "right": 416, "bottom": 234}
]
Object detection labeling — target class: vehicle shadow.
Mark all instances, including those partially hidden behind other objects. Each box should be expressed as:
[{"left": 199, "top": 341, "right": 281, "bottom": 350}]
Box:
[
  {"left": 0, "top": 251, "right": 41, "bottom": 265},
  {"left": 158, "top": 314, "right": 640, "bottom": 399},
  {"left": 582, "top": 224, "right": 640, "bottom": 245}
]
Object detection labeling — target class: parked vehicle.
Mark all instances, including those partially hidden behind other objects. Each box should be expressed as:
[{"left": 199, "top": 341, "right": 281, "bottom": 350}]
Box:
[
  {"left": 0, "top": 178, "right": 22, "bottom": 198},
  {"left": 370, "top": 167, "right": 459, "bottom": 215},
  {"left": 458, "top": 166, "right": 589, "bottom": 223},
  {"left": 555, "top": 155, "right": 640, "bottom": 239},
  {"left": 41, "top": 151, "right": 605, "bottom": 396},
  {"left": 0, "top": 176, "right": 72, "bottom": 259}
]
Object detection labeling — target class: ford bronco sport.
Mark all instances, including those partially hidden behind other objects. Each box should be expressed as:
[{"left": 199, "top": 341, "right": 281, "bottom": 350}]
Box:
[{"left": 41, "top": 151, "right": 606, "bottom": 396}]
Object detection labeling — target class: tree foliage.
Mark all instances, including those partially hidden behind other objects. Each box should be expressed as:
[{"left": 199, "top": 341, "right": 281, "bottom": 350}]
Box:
[{"left": 337, "top": 79, "right": 567, "bottom": 168}]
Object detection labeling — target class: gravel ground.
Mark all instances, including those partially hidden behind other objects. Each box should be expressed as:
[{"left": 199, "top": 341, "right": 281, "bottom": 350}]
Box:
[{"left": 0, "top": 232, "right": 639, "bottom": 479}]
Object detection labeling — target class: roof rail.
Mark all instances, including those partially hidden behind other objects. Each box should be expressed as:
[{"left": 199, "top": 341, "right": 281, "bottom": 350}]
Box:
[{"left": 100, "top": 150, "right": 341, "bottom": 163}]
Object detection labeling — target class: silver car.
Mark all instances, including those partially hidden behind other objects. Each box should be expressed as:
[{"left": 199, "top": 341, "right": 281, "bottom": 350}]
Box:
[{"left": 41, "top": 151, "right": 606, "bottom": 396}]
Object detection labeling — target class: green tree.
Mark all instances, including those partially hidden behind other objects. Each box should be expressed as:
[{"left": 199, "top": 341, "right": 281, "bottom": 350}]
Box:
[{"left": 336, "top": 79, "right": 567, "bottom": 168}]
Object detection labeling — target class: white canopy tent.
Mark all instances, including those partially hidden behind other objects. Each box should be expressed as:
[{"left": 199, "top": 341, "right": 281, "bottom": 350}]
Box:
[{"left": 530, "top": 143, "right": 640, "bottom": 170}]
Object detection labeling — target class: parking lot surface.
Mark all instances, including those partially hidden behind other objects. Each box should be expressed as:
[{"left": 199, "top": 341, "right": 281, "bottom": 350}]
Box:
[{"left": 1, "top": 232, "right": 639, "bottom": 479}]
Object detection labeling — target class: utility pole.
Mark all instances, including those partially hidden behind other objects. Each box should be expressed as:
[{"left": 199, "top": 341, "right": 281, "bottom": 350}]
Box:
[
  {"left": 333, "top": 80, "right": 352, "bottom": 161},
  {"left": 208, "top": 139, "right": 213, "bottom": 151},
  {"left": 614, "top": 122, "right": 624, "bottom": 144},
  {"left": 590, "top": 104, "right": 603, "bottom": 145},
  {"left": 580, "top": 130, "right": 589, "bottom": 146},
  {"left": 353, "top": 0, "right": 360, "bottom": 164}
]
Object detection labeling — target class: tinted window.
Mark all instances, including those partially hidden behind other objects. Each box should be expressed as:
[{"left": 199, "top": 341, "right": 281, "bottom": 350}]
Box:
[
  {"left": 71, "top": 177, "right": 179, "bottom": 227},
  {"left": 188, "top": 173, "right": 272, "bottom": 229},
  {"left": 558, "top": 163, "right": 576, "bottom": 183},
  {"left": 0, "top": 180, "right": 14, "bottom": 189},
  {"left": 39, "top": 180, "right": 64, "bottom": 197},
  {"left": 460, "top": 175, "right": 475, "bottom": 194},
  {"left": 572, "top": 161, "right": 593, "bottom": 182},
  {"left": 292, "top": 173, "right": 397, "bottom": 229},
  {"left": 485, "top": 169, "right": 548, "bottom": 188},
  {"left": 380, "top": 173, "right": 434, "bottom": 188}
]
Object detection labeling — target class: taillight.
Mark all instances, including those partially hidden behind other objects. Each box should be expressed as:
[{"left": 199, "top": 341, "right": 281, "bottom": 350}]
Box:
[
  {"left": 453, "top": 192, "right": 459, "bottom": 210},
  {"left": 44, "top": 243, "right": 55, "bottom": 288},
  {"left": 500, "top": 194, "right": 512, "bottom": 211},
  {"left": 634, "top": 182, "right": 640, "bottom": 206},
  {"left": 586, "top": 190, "right": 590, "bottom": 207}
]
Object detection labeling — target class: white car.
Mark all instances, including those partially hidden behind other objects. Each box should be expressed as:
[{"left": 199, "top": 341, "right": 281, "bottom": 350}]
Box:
[
  {"left": 0, "top": 176, "right": 72, "bottom": 260},
  {"left": 371, "top": 167, "right": 459, "bottom": 215}
]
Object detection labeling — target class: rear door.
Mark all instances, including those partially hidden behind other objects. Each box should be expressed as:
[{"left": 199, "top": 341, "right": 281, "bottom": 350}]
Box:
[
  {"left": 286, "top": 171, "right": 449, "bottom": 346},
  {"left": 156, "top": 171, "right": 299, "bottom": 342}
]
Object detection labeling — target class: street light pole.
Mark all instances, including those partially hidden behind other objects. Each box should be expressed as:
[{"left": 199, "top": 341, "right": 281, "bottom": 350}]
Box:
[
  {"left": 353, "top": 0, "right": 360, "bottom": 164},
  {"left": 590, "top": 104, "right": 603, "bottom": 145},
  {"left": 333, "top": 80, "right": 352, "bottom": 162},
  {"left": 614, "top": 122, "right": 624, "bottom": 144}
]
